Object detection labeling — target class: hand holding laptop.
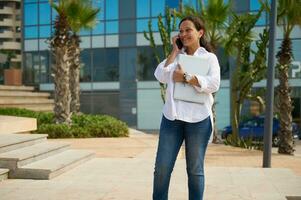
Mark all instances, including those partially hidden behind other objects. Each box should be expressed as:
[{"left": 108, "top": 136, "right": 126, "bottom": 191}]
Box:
[{"left": 173, "top": 54, "right": 210, "bottom": 103}]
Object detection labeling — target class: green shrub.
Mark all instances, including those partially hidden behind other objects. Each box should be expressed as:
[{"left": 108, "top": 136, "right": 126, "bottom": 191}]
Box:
[
  {"left": 38, "top": 124, "right": 73, "bottom": 138},
  {"left": 0, "top": 107, "right": 129, "bottom": 138},
  {"left": 0, "top": 108, "right": 54, "bottom": 125},
  {"left": 224, "top": 134, "right": 263, "bottom": 150}
]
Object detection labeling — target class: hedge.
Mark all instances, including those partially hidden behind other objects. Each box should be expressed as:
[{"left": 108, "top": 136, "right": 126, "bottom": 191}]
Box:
[{"left": 0, "top": 108, "right": 129, "bottom": 138}]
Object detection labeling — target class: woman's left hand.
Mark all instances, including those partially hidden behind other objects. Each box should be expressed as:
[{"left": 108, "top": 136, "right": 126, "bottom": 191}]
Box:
[{"left": 173, "top": 64, "right": 185, "bottom": 82}]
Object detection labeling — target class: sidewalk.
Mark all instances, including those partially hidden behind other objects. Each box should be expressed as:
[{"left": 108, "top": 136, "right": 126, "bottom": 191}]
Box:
[{"left": 0, "top": 129, "right": 300, "bottom": 200}]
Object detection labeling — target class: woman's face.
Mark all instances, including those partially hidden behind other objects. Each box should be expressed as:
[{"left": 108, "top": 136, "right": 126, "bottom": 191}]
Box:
[{"left": 179, "top": 20, "right": 203, "bottom": 48}]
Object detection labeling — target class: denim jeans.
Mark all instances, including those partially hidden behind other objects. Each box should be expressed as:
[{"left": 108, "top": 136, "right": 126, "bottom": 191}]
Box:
[{"left": 153, "top": 115, "right": 212, "bottom": 200}]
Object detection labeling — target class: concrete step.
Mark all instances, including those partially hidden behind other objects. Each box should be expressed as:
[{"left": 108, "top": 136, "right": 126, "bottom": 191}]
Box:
[
  {"left": 0, "top": 134, "right": 48, "bottom": 153},
  {"left": 0, "top": 98, "right": 54, "bottom": 104},
  {"left": 0, "top": 141, "right": 70, "bottom": 169},
  {"left": 0, "top": 91, "right": 50, "bottom": 98},
  {"left": 0, "top": 85, "right": 35, "bottom": 91},
  {"left": 0, "top": 168, "right": 9, "bottom": 181},
  {"left": 0, "top": 104, "right": 54, "bottom": 112},
  {"left": 0, "top": 115, "right": 37, "bottom": 134},
  {"left": 9, "top": 149, "right": 95, "bottom": 179}
]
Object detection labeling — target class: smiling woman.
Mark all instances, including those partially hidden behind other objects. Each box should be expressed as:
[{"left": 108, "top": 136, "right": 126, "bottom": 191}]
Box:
[{"left": 153, "top": 16, "right": 220, "bottom": 200}]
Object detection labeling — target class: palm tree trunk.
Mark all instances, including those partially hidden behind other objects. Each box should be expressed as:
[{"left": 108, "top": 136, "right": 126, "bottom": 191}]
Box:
[
  {"left": 69, "top": 34, "right": 81, "bottom": 114},
  {"left": 212, "top": 93, "right": 220, "bottom": 143},
  {"left": 53, "top": 46, "right": 72, "bottom": 124},
  {"left": 277, "top": 37, "right": 294, "bottom": 155},
  {"left": 51, "top": 12, "right": 72, "bottom": 125}
]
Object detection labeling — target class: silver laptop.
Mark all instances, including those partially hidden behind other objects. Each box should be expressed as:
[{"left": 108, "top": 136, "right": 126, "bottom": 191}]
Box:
[{"left": 174, "top": 54, "right": 210, "bottom": 103}]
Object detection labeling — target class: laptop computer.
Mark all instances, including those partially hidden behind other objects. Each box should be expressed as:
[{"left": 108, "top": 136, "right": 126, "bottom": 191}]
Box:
[{"left": 173, "top": 54, "right": 210, "bottom": 103}]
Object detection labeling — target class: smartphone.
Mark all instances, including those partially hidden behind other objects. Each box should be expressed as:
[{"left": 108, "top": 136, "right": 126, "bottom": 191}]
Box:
[{"left": 176, "top": 38, "right": 183, "bottom": 49}]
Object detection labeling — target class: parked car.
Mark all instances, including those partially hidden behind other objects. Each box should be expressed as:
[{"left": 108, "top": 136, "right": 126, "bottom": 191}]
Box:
[{"left": 221, "top": 116, "right": 300, "bottom": 146}]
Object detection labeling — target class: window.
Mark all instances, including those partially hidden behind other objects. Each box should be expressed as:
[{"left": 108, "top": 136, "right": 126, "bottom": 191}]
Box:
[
  {"left": 106, "top": 21, "right": 118, "bottom": 34},
  {"left": 182, "top": 0, "right": 197, "bottom": 7},
  {"left": 166, "top": 0, "right": 179, "bottom": 9},
  {"left": 92, "top": 21, "right": 104, "bottom": 35},
  {"left": 137, "top": 0, "right": 150, "bottom": 18},
  {"left": 24, "top": 0, "right": 38, "bottom": 3},
  {"left": 93, "top": 0, "right": 104, "bottom": 20},
  {"left": 25, "top": 26, "right": 38, "bottom": 39},
  {"left": 250, "top": 0, "right": 261, "bottom": 11},
  {"left": 39, "top": 3, "right": 51, "bottom": 25},
  {"left": 137, "top": 46, "right": 163, "bottom": 81},
  {"left": 80, "top": 49, "right": 92, "bottom": 82},
  {"left": 25, "top": 4, "right": 38, "bottom": 25},
  {"left": 106, "top": 0, "right": 118, "bottom": 20},
  {"left": 151, "top": 0, "right": 165, "bottom": 17},
  {"left": 39, "top": 25, "right": 51, "bottom": 38},
  {"left": 40, "top": 51, "right": 50, "bottom": 83},
  {"left": 93, "top": 48, "right": 119, "bottom": 81},
  {"left": 137, "top": 19, "right": 149, "bottom": 32}
]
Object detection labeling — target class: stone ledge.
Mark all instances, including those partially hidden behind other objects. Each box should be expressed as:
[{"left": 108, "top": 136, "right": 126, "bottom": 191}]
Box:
[{"left": 0, "top": 115, "right": 37, "bottom": 134}]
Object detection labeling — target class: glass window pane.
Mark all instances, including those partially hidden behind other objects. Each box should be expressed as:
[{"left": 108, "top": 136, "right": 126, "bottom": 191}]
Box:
[
  {"left": 80, "top": 49, "right": 92, "bottom": 82},
  {"left": 24, "top": 0, "right": 37, "bottom": 3},
  {"left": 93, "top": 0, "right": 104, "bottom": 20},
  {"left": 106, "top": 21, "right": 118, "bottom": 34},
  {"left": 106, "top": 0, "right": 118, "bottom": 20},
  {"left": 24, "top": 39, "right": 38, "bottom": 51},
  {"left": 25, "top": 26, "right": 38, "bottom": 38},
  {"left": 24, "top": 53, "right": 33, "bottom": 85},
  {"left": 250, "top": 0, "right": 261, "bottom": 11},
  {"left": 182, "top": 0, "right": 197, "bottom": 7},
  {"left": 39, "top": 3, "right": 51, "bottom": 24},
  {"left": 25, "top": 4, "right": 38, "bottom": 25},
  {"left": 151, "top": 18, "right": 159, "bottom": 31},
  {"left": 232, "top": 0, "right": 249, "bottom": 12},
  {"left": 39, "top": 25, "right": 51, "bottom": 38},
  {"left": 92, "top": 36, "right": 105, "bottom": 48},
  {"left": 166, "top": 0, "right": 179, "bottom": 9},
  {"left": 52, "top": 8, "right": 58, "bottom": 21},
  {"left": 93, "top": 48, "right": 119, "bottom": 81},
  {"left": 137, "top": 46, "right": 161, "bottom": 81},
  {"left": 255, "top": 11, "right": 266, "bottom": 26},
  {"left": 80, "top": 36, "right": 91, "bottom": 48},
  {"left": 92, "top": 21, "right": 104, "bottom": 34},
  {"left": 137, "top": 0, "right": 150, "bottom": 18},
  {"left": 151, "top": 0, "right": 165, "bottom": 17},
  {"left": 33, "top": 53, "right": 40, "bottom": 83},
  {"left": 40, "top": 51, "right": 50, "bottom": 83},
  {"left": 137, "top": 19, "right": 149, "bottom": 32},
  {"left": 105, "top": 48, "right": 119, "bottom": 81},
  {"left": 80, "top": 29, "right": 91, "bottom": 36}
]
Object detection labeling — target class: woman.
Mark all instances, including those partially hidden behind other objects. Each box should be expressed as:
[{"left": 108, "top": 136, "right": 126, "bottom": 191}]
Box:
[{"left": 153, "top": 16, "right": 220, "bottom": 200}]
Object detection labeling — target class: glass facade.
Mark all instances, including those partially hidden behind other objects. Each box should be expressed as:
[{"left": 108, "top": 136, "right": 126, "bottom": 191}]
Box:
[{"left": 23, "top": 0, "right": 301, "bottom": 129}]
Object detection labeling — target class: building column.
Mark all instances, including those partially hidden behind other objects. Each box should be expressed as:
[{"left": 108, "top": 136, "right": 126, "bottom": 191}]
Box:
[{"left": 119, "top": 0, "right": 137, "bottom": 127}]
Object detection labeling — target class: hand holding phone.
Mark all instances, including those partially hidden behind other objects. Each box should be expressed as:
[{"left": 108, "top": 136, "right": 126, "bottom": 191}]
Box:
[{"left": 176, "top": 38, "right": 183, "bottom": 49}]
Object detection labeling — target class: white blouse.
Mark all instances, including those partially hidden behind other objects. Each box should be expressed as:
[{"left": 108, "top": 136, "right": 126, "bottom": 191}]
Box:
[{"left": 154, "top": 47, "right": 221, "bottom": 123}]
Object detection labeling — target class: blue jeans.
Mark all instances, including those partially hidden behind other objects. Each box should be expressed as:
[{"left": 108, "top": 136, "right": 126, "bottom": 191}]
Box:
[{"left": 153, "top": 115, "right": 212, "bottom": 200}]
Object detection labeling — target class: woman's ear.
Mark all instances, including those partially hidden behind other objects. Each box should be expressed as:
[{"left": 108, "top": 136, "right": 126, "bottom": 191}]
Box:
[{"left": 198, "top": 29, "right": 204, "bottom": 38}]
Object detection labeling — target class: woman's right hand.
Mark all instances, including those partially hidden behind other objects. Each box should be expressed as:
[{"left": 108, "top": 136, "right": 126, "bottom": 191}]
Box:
[
  {"left": 164, "top": 35, "right": 181, "bottom": 68},
  {"left": 171, "top": 35, "right": 181, "bottom": 54}
]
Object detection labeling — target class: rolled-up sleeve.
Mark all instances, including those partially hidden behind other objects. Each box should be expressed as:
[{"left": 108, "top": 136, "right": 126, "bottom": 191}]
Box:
[
  {"left": 194, "top": 53, "right": 220, "bottom": 94},
  {"left": 154, "top": 59, "right": 177, "bottom": 84}
]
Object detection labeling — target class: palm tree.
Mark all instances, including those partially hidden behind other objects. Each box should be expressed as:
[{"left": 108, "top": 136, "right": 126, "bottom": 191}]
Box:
[
  {"left": 176, "top": 0, "right": 231, "bottom": 143},
  {"left": 49, "top": 0, "right": 72, "bottom": 124},
  {"left": 276, "top": 0, "right": 301, "bottom": 154},
  {"left": 65, "top": 0, "right": 99, "bottom": 114}
]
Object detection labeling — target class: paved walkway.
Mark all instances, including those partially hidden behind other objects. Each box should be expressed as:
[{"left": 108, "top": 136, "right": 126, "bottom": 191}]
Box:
[{"left": 0, "top": 129, "right": 301, "bottom": 200}]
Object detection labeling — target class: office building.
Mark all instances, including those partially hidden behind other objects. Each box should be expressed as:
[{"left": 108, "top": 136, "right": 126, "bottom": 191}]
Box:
[{"left": 22, "top": 0, "right": 301, "bottom": 130}]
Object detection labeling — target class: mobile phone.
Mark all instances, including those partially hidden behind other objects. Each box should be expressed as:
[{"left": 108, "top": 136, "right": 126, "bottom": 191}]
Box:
[{"left": 176, "top": 38, "right": 183, "bottom": 49}]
